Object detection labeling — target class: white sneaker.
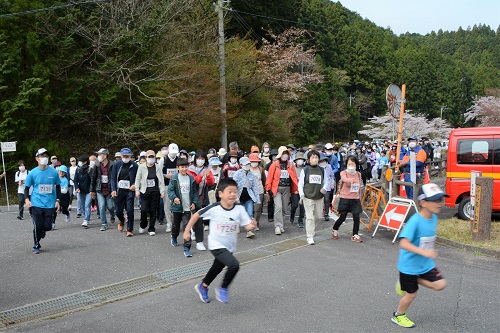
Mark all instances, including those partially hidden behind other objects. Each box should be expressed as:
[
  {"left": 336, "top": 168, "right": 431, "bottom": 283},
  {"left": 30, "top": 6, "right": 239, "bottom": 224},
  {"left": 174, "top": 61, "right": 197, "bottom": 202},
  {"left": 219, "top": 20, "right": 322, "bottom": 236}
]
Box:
[
  {"left": 275, "top": 227, "right": 282, "bottom": 235},
  {"left": 191, "top": 229, "right": 196, "bottom": 241},
  {"left": 139, "top": 227, "right": 146, "bottom": 234},
  {"left": 196, "top": 242, "right": 206, "bottom": 251},
  {"left": 65, "top": 213, "right": 71, "bottom": 223},
  {"left": 280, "top": 227, "right": 285, "bottom": 233},
  {"left": 52, "top": 223, "right": 57, "bottom": 230},
  {"left": 148, "top": 231, "right": 156, "bottom": 236},
  {"left": 307, "top": 237, "right": 315, "bottom": 245},
  {"left": 204, "top": 225, "right": 209, "bottom": 231},
  {"left": 166, "top": 224, "right": 172, "bottom": 233},
  {"left": 254, "top": 226, "right": 260, "bottom": 231},
  {"left": 82, "top": 221, "right": 88, "bottom": 227},
  {"left": 246, "top": 230, "right": 255, "bottom": 238}
]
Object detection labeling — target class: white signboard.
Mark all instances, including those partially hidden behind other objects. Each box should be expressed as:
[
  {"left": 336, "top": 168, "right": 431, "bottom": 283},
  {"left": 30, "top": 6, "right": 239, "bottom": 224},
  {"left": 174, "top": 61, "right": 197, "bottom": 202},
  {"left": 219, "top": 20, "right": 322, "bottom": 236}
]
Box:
[
  {"left": 470, "top": 171, "right": 482, "bottom": 222},
  {"left": 1, "top": 142, "right": 16, "bottom": 152}
]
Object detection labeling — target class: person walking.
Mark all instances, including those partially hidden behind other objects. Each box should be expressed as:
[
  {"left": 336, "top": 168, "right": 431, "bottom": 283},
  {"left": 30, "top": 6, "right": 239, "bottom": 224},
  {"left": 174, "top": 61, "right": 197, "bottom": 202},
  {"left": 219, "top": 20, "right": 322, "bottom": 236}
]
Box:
[
  {"left": 233, "top": 156, "right": 260, "bottom": 238},
  {"left": 15, "top": 160, "right": 28, "bottom": 220},
  {"left": 248, "top": 153, "right": 266, "bottom": 231},
  {"left": 92, "top": 148, "right": 115, "bottom": 231},
  {"left": 74, "top": 155, "right": 93, "bottom": 228}
]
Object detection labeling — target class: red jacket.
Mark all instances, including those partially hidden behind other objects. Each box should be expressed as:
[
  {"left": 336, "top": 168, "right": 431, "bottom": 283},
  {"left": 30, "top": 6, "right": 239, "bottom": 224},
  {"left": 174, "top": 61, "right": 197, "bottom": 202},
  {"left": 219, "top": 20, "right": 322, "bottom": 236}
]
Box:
[{"left": 265, "top": 160, "right": 298, "bottom": 195}]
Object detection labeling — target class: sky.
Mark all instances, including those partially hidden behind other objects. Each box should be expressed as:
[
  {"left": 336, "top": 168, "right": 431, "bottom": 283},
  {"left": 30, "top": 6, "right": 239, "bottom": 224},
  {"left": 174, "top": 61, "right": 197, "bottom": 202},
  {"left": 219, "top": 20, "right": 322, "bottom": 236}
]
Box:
[{"left": 334, "top": 0, "right": 500, "bottom": 35}]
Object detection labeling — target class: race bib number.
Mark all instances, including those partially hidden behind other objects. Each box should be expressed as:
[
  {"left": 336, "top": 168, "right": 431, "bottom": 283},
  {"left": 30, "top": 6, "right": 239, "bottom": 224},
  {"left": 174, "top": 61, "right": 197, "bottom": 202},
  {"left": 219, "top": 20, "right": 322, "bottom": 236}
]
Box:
[
  {"left": 350, "top": 183, "right": 360, "bottom": 193},
  {"left": 118, "top": 180, "right": 130, "bottom": 189},
  {"left": 180, "top": 183, "right": 190, "bottom": 193},
  {"left": 419, "top": 236, "right": 436, "bottom": 250},
  {"left": 309, "top": 174, "right": 322, "bottom": 184},
  {"left": 147, "top": 179, "right": 155, "bottom": 188},
  {"left": 166, "top": 168, "right": 177, "bottom": 175},
  {"left": 101, "top": 175, "right": 108, "bottom": 184},
  {"left": 216, "top": 223, "right": 238, "bottom": 236},
  {"left": 228, "top": 170, "right": 236, "bottom": 178},
  {"left": 280, "top": 170, "right": 289, "bottom": 179},
  {"left": 39, "top": 184, "right": 53, "bottom": 194},
  {"left": 61, "top": 187, "right": 68, "bottom": 194}
]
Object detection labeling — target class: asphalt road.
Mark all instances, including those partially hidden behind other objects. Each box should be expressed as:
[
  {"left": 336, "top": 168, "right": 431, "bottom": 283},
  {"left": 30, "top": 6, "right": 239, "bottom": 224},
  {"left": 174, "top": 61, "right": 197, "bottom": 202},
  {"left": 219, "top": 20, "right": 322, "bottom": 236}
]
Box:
[{"left": 0, "top": 200, "right": 499, "bottom": 332}]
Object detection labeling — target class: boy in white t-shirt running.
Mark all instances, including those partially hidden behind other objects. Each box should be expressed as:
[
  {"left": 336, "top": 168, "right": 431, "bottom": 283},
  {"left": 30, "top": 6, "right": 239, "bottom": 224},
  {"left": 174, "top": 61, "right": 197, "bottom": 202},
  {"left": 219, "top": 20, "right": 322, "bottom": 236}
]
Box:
[{"left": 184, "top": 178, "right": 256, "bottom": 303}]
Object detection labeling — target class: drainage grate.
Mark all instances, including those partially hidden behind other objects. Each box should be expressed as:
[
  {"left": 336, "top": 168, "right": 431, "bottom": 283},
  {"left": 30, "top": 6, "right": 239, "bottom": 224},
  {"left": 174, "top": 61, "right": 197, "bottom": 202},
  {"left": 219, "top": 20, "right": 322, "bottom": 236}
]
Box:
[{"left": 0, "top": 228, "right": 334, "bottom": 328}]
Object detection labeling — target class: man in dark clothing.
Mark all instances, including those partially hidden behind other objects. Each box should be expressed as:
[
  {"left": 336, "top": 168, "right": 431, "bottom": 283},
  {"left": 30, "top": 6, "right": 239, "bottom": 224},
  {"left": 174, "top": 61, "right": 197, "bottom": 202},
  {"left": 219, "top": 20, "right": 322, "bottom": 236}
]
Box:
[
  {"left": 91, "top": 148, "right": 115, "bottom": 231},
  {"left": 221, "top": 141, "right": 244, "bottom": 165},
  {"left": 74, "top": 154, "right": 93, "bottom": 227}
]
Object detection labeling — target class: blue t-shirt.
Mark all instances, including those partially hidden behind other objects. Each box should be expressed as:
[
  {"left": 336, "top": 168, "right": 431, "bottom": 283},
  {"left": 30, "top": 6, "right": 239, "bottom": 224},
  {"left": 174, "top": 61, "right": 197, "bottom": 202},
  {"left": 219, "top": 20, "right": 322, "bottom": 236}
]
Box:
[
  {"left": 378, "top": 156, "right": 389, "bottom": 169},
  {"left": 59, "top": 176, "right": 69, "bottom": 193},
  {"left": 25, "top": 167, "right": 61, "bottom": 209},
  {"left": 397, "top": 212, "right": 437, "bottom": 275}
]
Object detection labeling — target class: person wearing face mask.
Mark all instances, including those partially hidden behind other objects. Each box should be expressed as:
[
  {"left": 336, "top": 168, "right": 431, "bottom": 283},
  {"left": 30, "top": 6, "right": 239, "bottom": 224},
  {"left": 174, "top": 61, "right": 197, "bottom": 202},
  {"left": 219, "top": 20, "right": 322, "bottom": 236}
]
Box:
[
  {"left": 74, "top": 155, "right": 93, "bottom": 227},
  {"left": 259, "top": 142, "right": 271, "bottom": 167},
  {"left": 377, "top": 151, "right": 389, "bottom": 180},
  {"left": 298, "top": 150, "right": 329, "bottom": 245},
  {"left": 331, "top": 145, "right": 343, "bottom": 186},
  {"left": 135, "top": 150, "right": 165, "bottom": 236},
  {"left": 357, "top": 148, "right": 368, "bottom": 186},
  {"left": 232, "top": 157, "right": 260, "bottom": 239},
  {"left": 207, "top": 156, "right": 223, "bottom": 205},
  {"left": 24, "top": 148, "right": 61, "bottom": 254},
  {"left": 187, "top": 150, "right": 215, "bottom": 250},
  {"left": 265, "top": 146, "right": 298, "bottom": 235},
  {"left": 319, "top": 154, "right": 335, "bottom": 221},
  {"left": 110, "top": 148, "right": 139, "bottom": 237},
  {"left": 221, "top": 141, "right": 243, "bottom": 164},
  {"left": 222, "top": 151, "right": 240, "bottom": 179},
  {"left": 88, "top": 155, "right": 99, "bottom": 216},
  {"left": 331, "top": 155, "right": 364, "bottom": 243},
  {"left": 290, "top": 152, "right": 305, "bottom": 228},
  {"left": 68, "top": 157, "right": 77, "bottom": 211},
  {"left": 264, "top": 148, "right": 279, "bottom": 223},
  {"left": 399, "top": 136, "right": 427, "bottom": 199},
  {"left": 161, "top": 143, "right": 179, "bottom": 233},
  {"left": 15, "top": 160, "right": 29, "bottom": 220},
  {"left": 50, "top": 156, "right": 58, "bottom": 168},
  {"left": 91, "top": 148, "right": 115, "bottom": 231},
  {"left": 248, "top": 153, "right": 266, "bottom": 230}
]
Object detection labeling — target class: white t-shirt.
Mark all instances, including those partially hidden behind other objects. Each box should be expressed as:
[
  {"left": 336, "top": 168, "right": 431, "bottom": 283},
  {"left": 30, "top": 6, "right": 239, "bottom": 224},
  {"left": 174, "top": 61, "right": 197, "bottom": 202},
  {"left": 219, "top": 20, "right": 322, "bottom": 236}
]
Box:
[
  {"left": 178, "top": 174, "right": 191, "bottom": 212},
  {"left": 15, "top": 170, "right": 28, "bottom": 194},
  {"left": 198, "top": 203, "right": 251, "bottom": 253},
  {"left": 69, "top": 166, "right": 77, "bottom": 186}
]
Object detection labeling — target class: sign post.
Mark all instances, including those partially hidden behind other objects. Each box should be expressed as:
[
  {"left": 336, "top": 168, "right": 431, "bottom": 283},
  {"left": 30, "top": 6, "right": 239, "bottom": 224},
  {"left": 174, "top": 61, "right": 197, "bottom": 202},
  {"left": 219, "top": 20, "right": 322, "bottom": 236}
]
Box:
[
  {"left": 372, "top": 197, "right": 418, "bottom": 243},
  {"left": 470, "top": 170, "right": 482, "bottom": 230},
  {"left": 1, "top": 142, "right": 17, "bottom": 211}
]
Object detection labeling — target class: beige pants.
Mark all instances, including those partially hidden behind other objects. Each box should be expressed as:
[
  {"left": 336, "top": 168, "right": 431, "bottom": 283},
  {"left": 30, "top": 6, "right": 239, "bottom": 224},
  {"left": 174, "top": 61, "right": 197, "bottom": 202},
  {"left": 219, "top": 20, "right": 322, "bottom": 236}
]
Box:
[
  {"left": 303, "top": 197, "right": 324, "bottom": 238},
  {"left": 254, "top": 193, "right": 264, "bottom": 224},
  {"left": 274, "top": 186, "right": 291, "bottom": 229}
]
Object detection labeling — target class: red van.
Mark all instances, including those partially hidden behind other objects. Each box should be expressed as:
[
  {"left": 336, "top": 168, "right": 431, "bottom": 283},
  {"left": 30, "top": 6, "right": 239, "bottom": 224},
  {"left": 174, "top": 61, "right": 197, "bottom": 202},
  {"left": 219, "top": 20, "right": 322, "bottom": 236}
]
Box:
[{"left": 445, "top": 127, "right": 500, "bottom": 219}]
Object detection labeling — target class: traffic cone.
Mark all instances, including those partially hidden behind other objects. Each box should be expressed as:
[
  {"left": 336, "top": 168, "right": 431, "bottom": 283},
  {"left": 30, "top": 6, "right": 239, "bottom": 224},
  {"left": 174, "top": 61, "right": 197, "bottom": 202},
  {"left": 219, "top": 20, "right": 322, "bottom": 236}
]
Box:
[
  {"left": 424, "top": 166, "right": 430, "bottom": 184},
  {"left": 399, "top": 173, "right": 406, "bottom": 197}
]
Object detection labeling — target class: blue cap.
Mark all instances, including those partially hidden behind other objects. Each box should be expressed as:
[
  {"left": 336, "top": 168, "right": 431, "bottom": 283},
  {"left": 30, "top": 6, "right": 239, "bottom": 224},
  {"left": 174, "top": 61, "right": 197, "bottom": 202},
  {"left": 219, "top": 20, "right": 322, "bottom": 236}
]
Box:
[
  {"left": 319, "top": 153, "right": 328, "bottom": 161},
  {"left": 209, "top": 157, "right": 222, "bottom": 166},
  {"left": 58, "top": 165, "right": 68, "bottom": 173},
  {"left": 120, "top": 148, "right": 132, "bottom": 155},
  {"left": 408, "top": 135, "right": 419, "bottom": 141}
]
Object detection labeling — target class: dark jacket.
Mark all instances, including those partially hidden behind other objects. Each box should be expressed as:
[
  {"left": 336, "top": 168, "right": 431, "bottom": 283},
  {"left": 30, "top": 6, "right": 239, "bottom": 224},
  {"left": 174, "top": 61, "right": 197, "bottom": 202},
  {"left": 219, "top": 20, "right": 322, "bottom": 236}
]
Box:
[
  {"left": 91, "top": 160, "right": 114, "bottom": 193},
  {"left": 74, "top": 164, "right": 92, "bottom": 194},
  {"left": 167, "top": 173, "right": 200, "bottom": 213},
  {"left": 110, "top": 160, "right": 138, "bottom": 192}
]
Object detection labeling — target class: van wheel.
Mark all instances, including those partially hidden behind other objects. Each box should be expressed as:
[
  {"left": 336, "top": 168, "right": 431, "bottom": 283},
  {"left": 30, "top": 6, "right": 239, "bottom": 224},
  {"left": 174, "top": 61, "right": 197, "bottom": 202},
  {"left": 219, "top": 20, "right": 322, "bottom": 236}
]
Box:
[{"left": 458, "top": 197, "right": 472, "bottom": 220}]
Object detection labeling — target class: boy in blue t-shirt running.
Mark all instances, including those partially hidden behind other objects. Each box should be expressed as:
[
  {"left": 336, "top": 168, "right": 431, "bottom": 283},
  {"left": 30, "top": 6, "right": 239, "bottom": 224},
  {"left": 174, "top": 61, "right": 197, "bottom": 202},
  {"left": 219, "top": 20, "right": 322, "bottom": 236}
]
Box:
[{"left": 391, "top": 183, "right": 448, "bottom": 328}]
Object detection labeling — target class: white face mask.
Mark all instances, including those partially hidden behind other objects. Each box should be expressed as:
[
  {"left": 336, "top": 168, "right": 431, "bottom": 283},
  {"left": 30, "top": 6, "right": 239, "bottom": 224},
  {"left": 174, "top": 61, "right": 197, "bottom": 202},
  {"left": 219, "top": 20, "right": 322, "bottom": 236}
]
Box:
[
  {"left": 147, "top": 158, "right": 155, "bottom": 164},
  {"left": 196, "top": 159, "right": 205, "bottom": 167},
  {"left": 271, "top": 156, "right": 277, "bottom": 161},
  {"left": 77, "top": 161, "right": 83, "bottom": 167},
  {"left": 161, "top": 150, "right": 168, "bottom": 156},
  {"left": 52, "top": 159, "right": 57, "bottom": 164},
  {"left": 97, "top": 156, "right": 103, "bottom": 163},
  {"left": 280, "top": 155, "right": 289, "bottom": 162},
  {"left": 188, "top": 156, "right": 194, "bottom": 163},
  {"left": 296, "top": 160, "right": 304, "bottom": 166},
  {"left": 325, "top": 151, "right": 332, "bottom": 156},
  {"left": 319, "top": 162, "right": 327, "bottom": 168},
  {"left": 89, "top": 161, "right": 96, "bottom": 167},
  {"left": 39, "top": 157, "right": 49, "bottom": 166},
  {"left": 250, "top": 162, "right": 259, "bottom": 168},
  {"left": 230, "top": 157, "right": 238, "bottom": 164},
  {"left": 122, "top": 158, "right": 130, "bottom": 163},
  {"left": 168, "top": 152, "right": 176, "bottom": 158},
  {"left": 264, "top": 147, "right": 270, "bottom": 153},
  {"left": 346, "top": 166, "right": 357, "bottom": 174},
  {"left": 242, "top": 164, "right": 250, "bottom": 171},
  {"left": 408, "top": 142, "right": 417, "bottom": 149},
  {"left": 19, "top": 166, "right": 25, "bottom": 171}
]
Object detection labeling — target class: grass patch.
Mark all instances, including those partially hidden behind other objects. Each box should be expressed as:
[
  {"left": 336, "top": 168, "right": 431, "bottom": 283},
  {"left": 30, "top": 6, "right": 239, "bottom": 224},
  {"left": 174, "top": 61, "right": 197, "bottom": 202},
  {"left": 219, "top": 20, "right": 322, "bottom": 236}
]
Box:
[{"left": 438, "top": 218, "right": 500, "bottom": 252}]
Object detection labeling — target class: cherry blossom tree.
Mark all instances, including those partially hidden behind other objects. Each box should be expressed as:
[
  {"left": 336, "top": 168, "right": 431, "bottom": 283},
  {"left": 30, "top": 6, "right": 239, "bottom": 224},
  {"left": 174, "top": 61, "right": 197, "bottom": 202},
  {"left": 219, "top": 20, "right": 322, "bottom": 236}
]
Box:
[
  {"left": 464, "top": 89, "right": 500, "bottom": 127},
  {"left": 358, "top": 111, "right": 453, "bottom": 141}
]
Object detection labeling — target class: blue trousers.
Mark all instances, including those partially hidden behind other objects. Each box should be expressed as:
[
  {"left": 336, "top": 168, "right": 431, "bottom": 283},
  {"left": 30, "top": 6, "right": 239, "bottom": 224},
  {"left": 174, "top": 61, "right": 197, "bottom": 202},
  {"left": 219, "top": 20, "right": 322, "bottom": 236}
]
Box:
[{"left": 115, "top": 190, "right": 135, "bottom": 232}]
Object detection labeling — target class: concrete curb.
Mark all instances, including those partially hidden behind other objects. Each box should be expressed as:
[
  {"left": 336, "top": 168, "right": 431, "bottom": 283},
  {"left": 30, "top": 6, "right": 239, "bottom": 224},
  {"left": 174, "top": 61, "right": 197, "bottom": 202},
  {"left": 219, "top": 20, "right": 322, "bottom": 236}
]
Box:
[{"left": 436, "top": 236, "right": 500, "bottom": 259}]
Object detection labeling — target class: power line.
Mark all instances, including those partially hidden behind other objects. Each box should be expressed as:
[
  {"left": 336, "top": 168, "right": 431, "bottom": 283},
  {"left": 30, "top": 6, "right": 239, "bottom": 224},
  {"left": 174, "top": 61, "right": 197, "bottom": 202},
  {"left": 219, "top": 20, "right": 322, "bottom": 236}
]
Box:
[
  {"left": 0, "top": 0, "right": 109, "bottom": 19},
  {"left": 229, "top": 8, "right": 330, "bottom": 30}
]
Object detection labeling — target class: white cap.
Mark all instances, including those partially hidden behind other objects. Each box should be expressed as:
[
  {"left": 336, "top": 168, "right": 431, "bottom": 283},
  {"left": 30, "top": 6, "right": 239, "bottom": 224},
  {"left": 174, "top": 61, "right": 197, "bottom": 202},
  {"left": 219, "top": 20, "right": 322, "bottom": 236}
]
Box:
[
  {"left": 324, "top": 143, "right": 334, "bottom": 150},
  {"left": 218, "top": 148, "right": 227, "bottom": 157},
  {"left": 140, "top": 151, "right": 147, "bottom": 157},
  {"left": 168, "top": 143, "right": 179, "bottom": 154},
  {"left": 417, "top": 183, "right": 450, "bottom": 201},
  {"left": 239, "top": 156, "right": 250, "bottom": 165}
]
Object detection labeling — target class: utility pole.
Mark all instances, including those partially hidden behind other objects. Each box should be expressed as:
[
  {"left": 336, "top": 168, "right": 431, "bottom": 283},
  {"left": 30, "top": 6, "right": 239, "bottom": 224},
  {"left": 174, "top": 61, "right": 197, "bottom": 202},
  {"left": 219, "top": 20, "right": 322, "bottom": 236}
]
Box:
[{"left": 215, "top": 0, "right": 229, "bottom": 150}]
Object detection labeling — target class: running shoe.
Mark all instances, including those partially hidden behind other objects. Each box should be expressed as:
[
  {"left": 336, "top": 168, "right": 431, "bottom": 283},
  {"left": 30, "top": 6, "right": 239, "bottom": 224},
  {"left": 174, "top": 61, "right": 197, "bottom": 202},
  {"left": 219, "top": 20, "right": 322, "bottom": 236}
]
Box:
[
  {"left": 183, "top": 247, "right": 192, "bottom": 257},
  {"left": 148, "top": 231, "right": 156, "bottom": 236},
  {"left": 171, "top": 237, "right": 178, "bottom": 247},
  {"left": 32, "top": 248, "right": 41, "bottom": 254},
  {"left": 17, "top": 216, "right": 23, "bottom": 220},
  {"left": 275, "top": 227, "right": 281, "bottom": 235},
  {"left": 126, "top": 231, "right": 133, "bottom": 237},
  {"left": 246, "top": 231, "right": 255, "bottom": 238},
  {"left": 65, "top": 213, "right": 71, "bottom": 223},
  {"left": 196, "top": 242, "right": 206, "bottom": 251},
  {"left": 391, "top": 312, "right": 415, "bottom": 328},
  {"left": 332, "top": 229, "right": 339, "bottom": 239},
  {"left": 195, "top": 283, "right": 210, "bottom": 303},
  {"left": 215, "top": 287, "right": 229, "bottom": 303},
  {"left": 139, "top": 227, "right": 146, "bottom": 234},
  {"left": 81, "top": 221, "right": 88, "bottom": 228},
  {"left": 100, "top": 225, "right": 107, "bottom": 231},
  {"left": 351, "top": 234, "right": 363, "bottom": 243},
  {"left": 307, "top": 237, "right": 315, "bottom": 245}
]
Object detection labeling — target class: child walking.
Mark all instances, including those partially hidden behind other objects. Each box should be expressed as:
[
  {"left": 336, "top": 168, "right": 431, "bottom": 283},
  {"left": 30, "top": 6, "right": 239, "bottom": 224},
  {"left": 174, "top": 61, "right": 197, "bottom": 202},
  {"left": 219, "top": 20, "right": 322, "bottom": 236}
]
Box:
[
  {"left": 391, "top": 183, "right": 448, "bottom": 328},
  {"left": 184, "top": 178, "right": 256, "bottom": 303}
]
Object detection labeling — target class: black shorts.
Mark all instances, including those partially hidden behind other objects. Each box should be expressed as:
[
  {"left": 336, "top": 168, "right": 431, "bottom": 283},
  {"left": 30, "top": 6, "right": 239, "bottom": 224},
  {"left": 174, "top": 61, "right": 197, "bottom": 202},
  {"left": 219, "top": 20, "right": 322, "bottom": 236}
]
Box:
[
  {"left": 337, "top": 198, "right": 362, "bottom": 215},
  {"left": 399, "top": 267, "right": 444, "bottom": 293}
]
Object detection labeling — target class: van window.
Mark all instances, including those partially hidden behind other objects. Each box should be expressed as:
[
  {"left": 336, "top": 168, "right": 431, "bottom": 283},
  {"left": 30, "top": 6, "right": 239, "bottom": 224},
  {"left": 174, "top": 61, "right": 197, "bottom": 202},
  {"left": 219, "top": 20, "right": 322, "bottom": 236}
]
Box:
[
  {"left": 495, "top": 139, "right": 500, "bottom": 165},
  {"left": 457, "top": 139, "right": 492, "bottom": 165}
]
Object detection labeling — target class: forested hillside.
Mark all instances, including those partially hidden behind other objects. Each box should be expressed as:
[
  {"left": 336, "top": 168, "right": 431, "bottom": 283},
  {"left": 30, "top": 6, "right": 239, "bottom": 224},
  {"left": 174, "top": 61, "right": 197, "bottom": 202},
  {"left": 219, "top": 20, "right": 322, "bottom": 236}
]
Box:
[{"left": 0, "top": 0, "right": 498, "bottom": 168}]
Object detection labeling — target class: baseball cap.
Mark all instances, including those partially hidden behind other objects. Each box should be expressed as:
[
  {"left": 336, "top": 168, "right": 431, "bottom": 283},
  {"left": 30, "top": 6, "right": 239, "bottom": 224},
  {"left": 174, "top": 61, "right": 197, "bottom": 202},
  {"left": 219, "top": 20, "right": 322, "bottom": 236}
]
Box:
[
  {"left": 120, "top": 148, "right": 132, "bottom": 156},
  {"left": 58, "top": 165, "right": 68, "bottom": 173},
  {"left": 408, "top": 135, "right": 419, "bottom": 141},
  {"left": 70, "top": 157, "right": 76, "bottom": 162},
  {"left": 239, "top": 156, "right": 250, "bottom": 166},
  {"left": 50, "top": 155, "right": 58, "bottom": 161},
  {"left": 115, "top": 152, "right": 122, "bottom": 158},
  {"left": 96, "top": 148, "right": 109, "bottom": 155},
  {"left": 417, "top": 183, "right": 450, "bottom": 202},
  {"left": 324, "top": 143, "right": 333, "bottom": 150},
  {"left": 139, "top": 151, "right": 147, "bottom": 157},
  {"left": 36, "top": 148, "right": 50, "bottom": 157},
  {"left": 168, "top": 143, "right": 179, "bottom": 154}
]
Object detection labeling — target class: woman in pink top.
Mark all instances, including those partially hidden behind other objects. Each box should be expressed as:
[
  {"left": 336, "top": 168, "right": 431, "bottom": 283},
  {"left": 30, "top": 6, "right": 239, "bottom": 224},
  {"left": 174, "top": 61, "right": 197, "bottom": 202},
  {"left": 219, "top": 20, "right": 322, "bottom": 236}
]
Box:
[{"left": 331, "top": 155, "right": 363, "bottom": 242}]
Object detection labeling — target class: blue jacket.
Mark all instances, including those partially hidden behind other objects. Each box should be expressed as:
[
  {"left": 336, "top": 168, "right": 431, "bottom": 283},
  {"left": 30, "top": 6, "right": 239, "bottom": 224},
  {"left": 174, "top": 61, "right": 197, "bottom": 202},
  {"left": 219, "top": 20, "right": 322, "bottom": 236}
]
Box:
[
  {"left": 167, "top": 173, "right": 200, "bottom": 213},
  {"left": 232, "top": 169, "right": 261, "bottom": 204},
  {"left": 110, "top": 160, "right": 138, "bottom": 192}
]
